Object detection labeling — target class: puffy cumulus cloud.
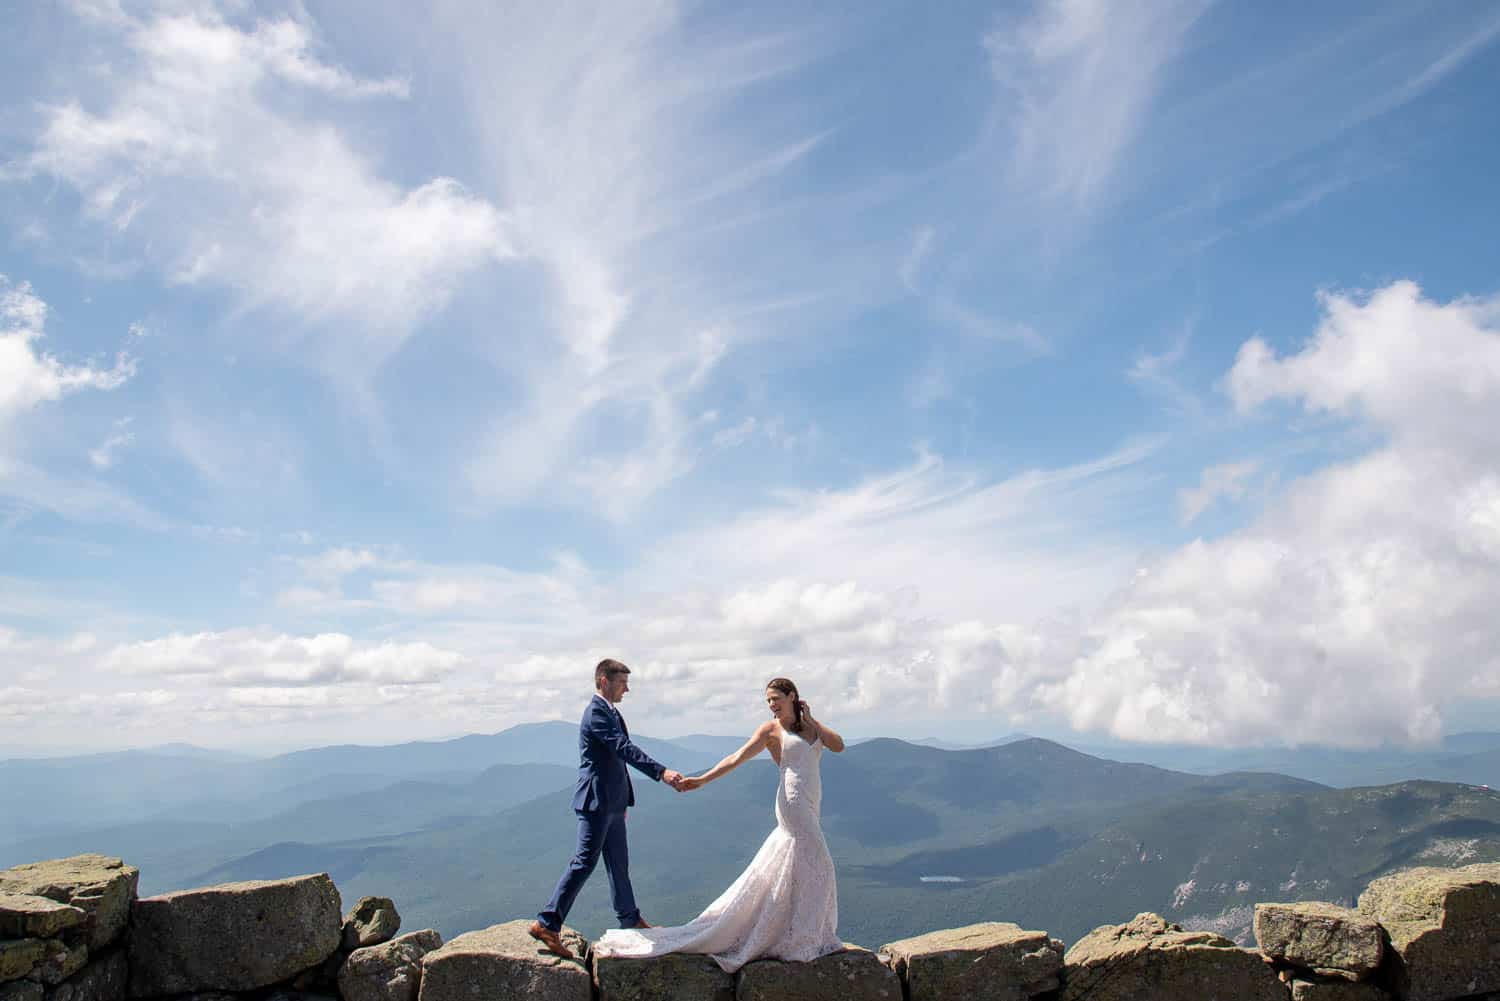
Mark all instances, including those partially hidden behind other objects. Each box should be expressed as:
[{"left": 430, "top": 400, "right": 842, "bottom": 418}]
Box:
[
  {"left": 0, "top": 276, "right": 134, "bottom": 433},
  {"left": 103, "top": 629, "right": 464, "bottom": 686},
  {"left": 22, "top": 5, "right": 511, "bottom": 374},
  {"left": 1031, "top": 282, "right": 1500, "bottom": 747},
  {"left": 1230, "top": 281, "right": 1500, "bottom": 452}
]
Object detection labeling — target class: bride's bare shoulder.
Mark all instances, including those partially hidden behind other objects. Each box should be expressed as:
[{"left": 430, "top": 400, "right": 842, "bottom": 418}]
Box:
[{"left": 757, "top": 720, "right": 782, "bottom": 762}]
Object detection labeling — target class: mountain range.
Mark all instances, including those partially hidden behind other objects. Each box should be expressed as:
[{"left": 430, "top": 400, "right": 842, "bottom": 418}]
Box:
[{"left": 3, "top": 724, "right": 1497, "bottom": 948}]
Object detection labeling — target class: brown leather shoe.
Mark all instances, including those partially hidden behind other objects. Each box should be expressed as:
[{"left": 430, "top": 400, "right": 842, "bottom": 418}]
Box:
[
  {"left": 528, "top": 920, "right": 574, "bottom": 959},
  {"left": 632, "top": 918, "right": 653, "bottom": 929}
]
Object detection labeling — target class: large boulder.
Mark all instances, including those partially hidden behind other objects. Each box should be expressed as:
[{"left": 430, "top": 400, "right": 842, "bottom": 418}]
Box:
[
  {"left": 737, "top": 946, "right": 900, "bottom": 1001},
  {"left": 50, "top": 950, "right": 129, "bottom": 1001},
  {"left": 338, "top": 929, "right": 441, "bottom": 1001},
  {"left": 128, "top": 874, "right": 341, "bottom": 997},
  {"left": 1255, "top": 902, "right": 1384, "bottom": 980},
  {"left": 417, "top": 921, "right": 589, "bottom": 1001},
  {"left": 880, "top": 923, "right": 1063, "bottom": 1001},
  {"left": 0, "top": 895, "right": 87, "bottom": 940},
  {"left": 342, "top": 897, "right": 402, "bottom": 951},
  {"left": 1357, "top": 862, "right": 1500, "bottom": 1001},
  {"left": 593, "top": 952, "right": 732, "bottom": 1001},
  {"left": 1063, "top": 912, "right": 1286, "bottom": 1001},
  {"left": 0, "top": 857, "right": 137, "bottom": 951}
]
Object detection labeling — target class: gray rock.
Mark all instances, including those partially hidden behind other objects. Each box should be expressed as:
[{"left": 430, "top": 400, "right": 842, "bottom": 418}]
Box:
[
  {"left": 0, "top": 981, "right": 42, "bottom": 1001},
  {"left": 0, "top": 896, "right": 87, "bottom": 940},
  {"left": 1290, "top": 978, "right": 1389, "bottom": 1001},
  {"left": 1357, "top": 862, "right": 1500, "bottom": 1001},
  {"left": 1, "top": 941, "right": 48, "bottom": 984},
  {"left": 48, "top": 950, "right": 128, "bottom": 1001},
  {"left": 29, "top": 941, "right": 88, "bottom": 987},
  {"left": 1256, "top": 902, "right": 1384, "bottom": 980},
  {"left": 342, "top": 898, "right": 401, "bottom": 952},
  {"left": 417, "top": 921, "right": 589, "bottom": 1001},
  {"left": 737, "top": 946, "right": 900, "bottom": 1001},
  {"left": 338, "top": 929, "right": 442, "bottom": 1001},
  {"left": 128, "top": 873, "right": 341, "bottom": 997},
  {"left": 881, "top": 922, "right": 1064, "bottom": 1001},
  {"left": 1063, "top": 912, "right": 1286, "bottom": 1001},
  {"left": 0, "top": 857, "right": 138, "bottom": 951},
  {"left": 594, "top": 951, "right": 732, "bottom": 1001}
]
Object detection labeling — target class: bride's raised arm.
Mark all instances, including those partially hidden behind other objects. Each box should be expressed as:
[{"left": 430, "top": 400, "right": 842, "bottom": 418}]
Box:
[
  {"left": 800, "top": 700, "right": 844, "bottom": 752},
  {"left": 682, "top": 721, "right": 776, "bottom": 790}
]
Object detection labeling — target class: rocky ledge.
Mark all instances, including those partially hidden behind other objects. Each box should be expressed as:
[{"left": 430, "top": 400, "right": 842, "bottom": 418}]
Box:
[{"left": 4, "top": 856, "right": 1500, "bottom": 1001}]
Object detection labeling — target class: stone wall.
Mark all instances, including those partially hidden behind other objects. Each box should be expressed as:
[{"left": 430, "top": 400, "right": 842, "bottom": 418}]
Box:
[{"left": 4, "top": 855, "right": 1499, "bottom": 1001}]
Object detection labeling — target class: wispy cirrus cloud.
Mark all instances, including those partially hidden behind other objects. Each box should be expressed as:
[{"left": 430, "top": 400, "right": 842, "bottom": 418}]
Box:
[
  {"left": 444, "top": 1, "right": 837, "bottom": 517},
  {"left": 985, "top": 0, "right": 1210, "bottom": 215}
]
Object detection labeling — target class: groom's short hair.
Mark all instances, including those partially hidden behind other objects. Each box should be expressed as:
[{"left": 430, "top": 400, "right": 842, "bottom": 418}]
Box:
[{"left": 595, "top": 658, "right": 631, "bottom": 686}]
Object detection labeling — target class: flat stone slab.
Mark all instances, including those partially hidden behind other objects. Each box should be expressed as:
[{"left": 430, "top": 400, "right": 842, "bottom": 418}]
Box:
[
  {"left": 1291, "top": 978, "right": 1390, "bottom": 1001},
  {"left": 0, "top": 894, "right": 88, "bottom": 939},
  {"left": 128, "top": 873, "right": 341, "bottom": 997},
  {"left": 51, "top": 950, "right": 129, "bottom": 1001},
  {"left": 594, "top": 951, "right": 733, "bottom": 1001},
  {"left": 1358, "top": 862, "right": 1500, "bottom": 1001},
  {"left": 418, "top": 921, "right": 589, "bottom": 1001},
  {"left": 737, "top": 946, "right": 900, "bottom": 1001},
  {"left": 881, "top": 922, "right": 1064, "bottom": 1001},
  {"left": 1063, "top": 912, "right": 1286, "bottom": 1001},
  {"left": 339, "top": 929, "right": 442, "bottom": 1001},
  {"left": 0, "top": 857, "right": 138, "bottom": 951},
  {"left": 1256, "top": 901, "right": 1384, "bottom": 979}
]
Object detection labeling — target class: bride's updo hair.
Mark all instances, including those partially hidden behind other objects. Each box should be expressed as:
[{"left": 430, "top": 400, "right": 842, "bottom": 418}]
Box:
[{"left": 765, "top": 677, "right": 805, "bottom": 734}]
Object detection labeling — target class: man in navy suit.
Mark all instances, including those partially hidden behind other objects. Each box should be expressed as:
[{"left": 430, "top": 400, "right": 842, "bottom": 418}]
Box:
[{"left": 529, "top": 658, "right": 686, "bottom": 958}]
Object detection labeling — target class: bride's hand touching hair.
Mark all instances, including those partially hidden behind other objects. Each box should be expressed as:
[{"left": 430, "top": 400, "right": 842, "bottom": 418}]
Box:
[{"left": 797, "top": 700, "right": 846, "bottom": 752}]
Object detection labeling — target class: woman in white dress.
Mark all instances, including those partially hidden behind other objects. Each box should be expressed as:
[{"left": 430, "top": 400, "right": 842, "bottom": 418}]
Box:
[{"left": 593, "top": 677, "right": 846, "bottom": 972}]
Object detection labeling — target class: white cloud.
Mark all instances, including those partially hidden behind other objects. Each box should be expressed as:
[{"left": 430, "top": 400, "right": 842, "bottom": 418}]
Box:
[
  {"left": 22, "top": 6, "right": 512, "bottom": 377},
  {"left": 899, "top": 226, "right": 935, "bottom": 292},
  {"left": 1178, "top": 460, "right": 1259, "bottom": 523},
  {"left": 985, "top": 0, "right": 1209, "bottom": 212},
  {"left": 1032, "top": 281, "right": 1500, "bottom": 747},
  {"left": 88, "top": 417, "right": 136, "bottom": 469},
  {"left": 0, "top": 276, "right": 135, "bottom": 433},
  {"left": 450, "top": 2, "right": 831, "bottom": 515},
  {"left": 103, "top": 629, "right": 465, "bottom": 686},
  {"left": 712, "top": 417, "right": 758, "bottom": 449}
]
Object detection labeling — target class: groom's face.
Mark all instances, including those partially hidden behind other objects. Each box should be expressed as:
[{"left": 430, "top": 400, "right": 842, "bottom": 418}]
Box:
[{"left": 600, "top": 670, "right": 630, "bottom": 703}]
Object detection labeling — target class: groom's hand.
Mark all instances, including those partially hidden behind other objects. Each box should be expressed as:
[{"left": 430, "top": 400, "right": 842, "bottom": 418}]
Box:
[{"left": 662, "top": 769, "right": 685, "bottom": 790}]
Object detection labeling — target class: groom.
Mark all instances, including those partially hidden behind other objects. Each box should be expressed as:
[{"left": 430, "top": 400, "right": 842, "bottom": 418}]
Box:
[{"left": 529, "top": 658, "right": 686, "bottom": 959}]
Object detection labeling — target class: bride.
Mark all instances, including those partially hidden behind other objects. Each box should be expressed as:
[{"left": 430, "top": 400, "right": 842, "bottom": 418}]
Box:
[{"left": 593, "top": 677, "right": 846, "bottom": 972}]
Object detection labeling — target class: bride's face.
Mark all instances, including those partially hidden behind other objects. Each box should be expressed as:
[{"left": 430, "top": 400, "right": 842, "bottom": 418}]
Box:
[{"left": 765, "top": 688, "right": 794, "bottom": 724}]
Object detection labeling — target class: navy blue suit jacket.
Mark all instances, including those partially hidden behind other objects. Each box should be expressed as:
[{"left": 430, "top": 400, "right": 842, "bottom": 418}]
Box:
[{"left": 571, "top": 694, "right": 666, "bottom": 813}]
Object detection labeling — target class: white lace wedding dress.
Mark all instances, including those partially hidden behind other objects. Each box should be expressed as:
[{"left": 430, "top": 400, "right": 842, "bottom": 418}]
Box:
[{"left": 593, "top": 726, "right": 842, "bottom": 972}]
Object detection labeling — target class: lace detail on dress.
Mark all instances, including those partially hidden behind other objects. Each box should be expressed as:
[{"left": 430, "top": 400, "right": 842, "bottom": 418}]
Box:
[{"left": 593, "top": 727, "right": 842, "bottom": 972}]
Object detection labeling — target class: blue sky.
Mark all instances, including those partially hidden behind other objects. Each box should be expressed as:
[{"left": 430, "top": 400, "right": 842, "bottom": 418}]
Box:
[{"left": 2, "top": 0, "right": 1499, "bottom": 753}]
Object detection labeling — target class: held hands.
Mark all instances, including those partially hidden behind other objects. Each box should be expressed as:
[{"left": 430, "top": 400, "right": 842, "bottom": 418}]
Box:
[{"left": 661, "top": 769, "right": 705, "bottom": 792}]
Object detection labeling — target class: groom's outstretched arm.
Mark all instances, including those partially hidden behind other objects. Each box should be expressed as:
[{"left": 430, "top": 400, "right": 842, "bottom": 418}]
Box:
[{"left": 588, "top": 701, "right": 669, "bottom": 782}]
